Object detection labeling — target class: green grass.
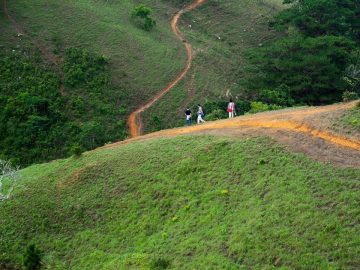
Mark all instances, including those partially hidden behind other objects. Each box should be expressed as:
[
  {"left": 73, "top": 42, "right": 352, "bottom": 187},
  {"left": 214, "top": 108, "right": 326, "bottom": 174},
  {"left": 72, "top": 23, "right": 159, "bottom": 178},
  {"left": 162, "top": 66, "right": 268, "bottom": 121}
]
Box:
[
  {"left": 1, "top": 135, "right": 359, "bottom": 269},
  {"left": 332, "top": 103, "right": 360, "bottom": 139},
  {"left": 142, "top": 0, "right": 284, "bottom": 132},
  {"left": 2, "top": 0, "right": 186, "bottom": 108},
  {"left": 2, "top": 0, "right": 283, "bottom": 134}
]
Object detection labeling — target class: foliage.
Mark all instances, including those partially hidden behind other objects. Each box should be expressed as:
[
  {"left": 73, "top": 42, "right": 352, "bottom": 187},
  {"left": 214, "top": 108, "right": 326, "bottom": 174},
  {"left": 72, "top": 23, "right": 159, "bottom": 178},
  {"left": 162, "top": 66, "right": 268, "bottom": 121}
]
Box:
[
  {"left": 342, "top": 91, "right": 359, "bottom": 102},
  {"left": 246, "top": 35, "right": 354, "bottom": 104},
  {"left": 0, "top": 160, "right": 19, "bottom": 201},
  {"left": 275, "top": 0, "right": 360, "bottom": 42},
  {"left": 150, "top": 258, "right": 170, "bottom": 270},
  {"left": 131, "top": 4, "right": 156, "bottom": 31},
  {"left": 343, "top": 53, "right": 360, "bottom": 94},
  {"left": 248, "top": 101, "right": 283, "bottom": 114},
  {"left": 258, "top": 85, "right": 295, "bottom": 106},
  {"left": 0, "top": 48, "right": 127, "bottom": 166},
  {"left": 23, "top": 244, "right": 41, "bottom": 270},
  {"left": 149, "top": 115, "right": 162, "bottom": 131},
  {"left": 205, "top": 109, "right": 226, "bottom": 121},
  {"left": 245, "top": 0, "right": 359, "bottom": 105},
  {"left": 70, "top": 144, "right": 83, "bottom": 157},
  {"left": 0, "top": 136, "right": 359, "bottom": 269}
]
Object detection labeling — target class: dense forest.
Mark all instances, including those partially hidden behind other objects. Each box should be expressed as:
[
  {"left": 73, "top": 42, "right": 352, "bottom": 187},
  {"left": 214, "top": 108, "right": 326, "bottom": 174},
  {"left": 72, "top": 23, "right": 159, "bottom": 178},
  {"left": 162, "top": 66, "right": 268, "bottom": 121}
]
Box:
[
  {"left": 0, "top": 48, "right": 127, "bottom": 166},
  {"left": 244, "top": 0, "right": 360, "bottom": 105}
]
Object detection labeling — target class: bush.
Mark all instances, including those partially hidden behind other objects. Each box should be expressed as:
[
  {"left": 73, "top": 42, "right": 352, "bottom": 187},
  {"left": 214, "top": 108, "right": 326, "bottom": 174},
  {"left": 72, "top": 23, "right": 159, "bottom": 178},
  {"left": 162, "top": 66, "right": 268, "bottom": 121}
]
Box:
[
  {"left": 131, "top": 4, "right": 156, "bottom": 31},
  {"left": 23, "top": 244, "right": 41, "bottom": 270},
  {"left": 259, "top": 85, "right": 294, "bottom": 106},
  {"left": 248, "top": 102, "right": 283, "bottom": 114},
  {"left": 150, "top": 258, "right": 170, "bottom": 270},
  {"left": 342, "top": 91, "right": 359, "bottom": 102},
  {"left": 71, "top": 144, "right": 83, "bottom": 157},
  {"left": 205, "top": 109, "right": 226, "bottom": 121}
]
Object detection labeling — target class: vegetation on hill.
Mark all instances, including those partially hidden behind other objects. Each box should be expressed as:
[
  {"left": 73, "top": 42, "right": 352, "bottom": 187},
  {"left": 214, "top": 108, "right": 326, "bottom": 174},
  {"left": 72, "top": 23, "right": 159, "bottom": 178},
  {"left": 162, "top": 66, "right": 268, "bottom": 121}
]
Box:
[
  {"left": 244, "top": 0, "right": 360, "bottom": 105},
  {"left": 332, "top": 102, "right": 360, "bottom": 139},
  {"left": 0, "top": 46, "right": 127, "bottom": 166},
  {"left": 142, "top": 0, "right": 284, "bottom": 132},
  {"left": 1, "top": 135, "right": 359, "bottom": 269},
  {"left": 1, "top": 0, "right": 286, "bottom": 164}
]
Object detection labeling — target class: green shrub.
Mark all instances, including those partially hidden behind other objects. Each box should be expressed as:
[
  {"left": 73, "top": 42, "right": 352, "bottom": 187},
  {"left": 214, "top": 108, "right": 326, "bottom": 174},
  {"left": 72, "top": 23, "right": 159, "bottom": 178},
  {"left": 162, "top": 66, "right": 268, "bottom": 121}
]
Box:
[
  {"left": 150, "top": 258, "right": 170, "bottom": 270},
  {"left": 342, "top": 90, "right": 359, "bottom": 102},
  {"left": 248, "top": 102, "right": 283, "bottom": 114},
  {"left": 205, "top": 109, "right": 226, "bottom": 121},
  {"left": 71, "top": 144, "right": 83, "bottom": 157},
  {"left": 23, "top": 244, "right": 41, "bottom": 270},
  {"left": 259, "top": 85, "right": 294, "bottom": 106},
  {"left": 131, "top": 4, "right": 156, "bottom": 31}
]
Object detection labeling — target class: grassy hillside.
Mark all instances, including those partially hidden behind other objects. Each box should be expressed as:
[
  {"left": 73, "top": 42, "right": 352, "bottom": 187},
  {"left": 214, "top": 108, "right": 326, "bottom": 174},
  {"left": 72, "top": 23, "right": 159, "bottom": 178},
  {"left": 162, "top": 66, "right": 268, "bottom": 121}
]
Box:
[
  {"left": 142, "top": 0, "right": 284, "bottom": 132},
  {"left": 0, "top": 0, "right": 187, "bottom": 165},
  {"left": 1, "top": 0, "right": 284, "bottom": 164},
  {"left": 2, "top": 0, "right": 186, "bottom": 104},
  {"left": 2, "top": 0, "right": 283, "bottom": 125},
  {"left": 1, "top": 135, "right": 359, "bottom": 269},
  {"left": 332, "top": 102, "right": 360, "bottom": 140}
]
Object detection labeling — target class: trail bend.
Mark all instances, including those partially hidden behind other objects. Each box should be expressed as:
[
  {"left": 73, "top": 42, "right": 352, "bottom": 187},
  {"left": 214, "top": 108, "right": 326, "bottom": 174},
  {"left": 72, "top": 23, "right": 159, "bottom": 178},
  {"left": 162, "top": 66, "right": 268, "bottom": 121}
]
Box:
[{"left": 128, "top": 0, "right": 206, "bottom": 138}]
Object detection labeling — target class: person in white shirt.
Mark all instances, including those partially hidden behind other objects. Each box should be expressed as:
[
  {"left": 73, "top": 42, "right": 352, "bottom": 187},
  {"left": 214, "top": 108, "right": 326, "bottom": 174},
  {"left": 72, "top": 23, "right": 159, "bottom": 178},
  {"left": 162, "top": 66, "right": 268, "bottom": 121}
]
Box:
[
  {"left": 197, "top": 104, "right": 206, "bottom": 124},
  {"left": 227, "top": 99, "right": 236, "bottom": 118}
]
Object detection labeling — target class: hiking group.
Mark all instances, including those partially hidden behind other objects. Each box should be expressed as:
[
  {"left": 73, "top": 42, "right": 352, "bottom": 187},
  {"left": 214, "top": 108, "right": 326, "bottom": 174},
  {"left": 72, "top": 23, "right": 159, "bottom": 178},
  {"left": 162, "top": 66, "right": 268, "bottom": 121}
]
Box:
[{"left": 185, "top": 99, "right": 236, "bottom": 126}]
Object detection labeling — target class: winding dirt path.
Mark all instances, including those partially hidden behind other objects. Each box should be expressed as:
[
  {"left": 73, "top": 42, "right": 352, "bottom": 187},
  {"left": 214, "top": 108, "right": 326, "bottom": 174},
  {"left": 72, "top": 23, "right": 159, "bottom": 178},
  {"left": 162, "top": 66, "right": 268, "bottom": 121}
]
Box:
[
  {"left": 2, "top": 0, "right": 66, "bottom": 95},
  {"left": 128, "top": 0, "right": 206, "bottom": 138}
]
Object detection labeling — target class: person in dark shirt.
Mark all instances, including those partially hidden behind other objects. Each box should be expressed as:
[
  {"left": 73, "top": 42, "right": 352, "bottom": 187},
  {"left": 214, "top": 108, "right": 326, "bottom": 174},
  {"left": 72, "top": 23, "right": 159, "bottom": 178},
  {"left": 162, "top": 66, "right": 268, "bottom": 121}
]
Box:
[{"left": 185, "top": 107, "right": 192, "bottom": 126}]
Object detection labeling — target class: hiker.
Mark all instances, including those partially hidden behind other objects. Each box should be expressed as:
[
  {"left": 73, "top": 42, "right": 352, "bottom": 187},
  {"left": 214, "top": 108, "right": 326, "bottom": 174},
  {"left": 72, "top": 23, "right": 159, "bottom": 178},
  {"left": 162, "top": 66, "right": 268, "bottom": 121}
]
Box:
[
  {"left": 197, "top": 104, "right": 206, "bottom": 124},
  {"left": 228, "top": 98, "right": 236, "bottom": 118},
  {"left": 185, "top": 107, "right": 192, "bottom": 126}
]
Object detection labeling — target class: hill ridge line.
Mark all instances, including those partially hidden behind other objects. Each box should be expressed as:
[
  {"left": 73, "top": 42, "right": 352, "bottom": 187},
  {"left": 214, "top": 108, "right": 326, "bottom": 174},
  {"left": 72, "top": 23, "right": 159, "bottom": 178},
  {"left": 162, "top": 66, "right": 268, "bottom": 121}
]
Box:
[
  {"left": 127, "top": 0, "right": 206, "bottom": 138},
  {"left": 107, "top": 102, "right": 360, "bottom": 153}
]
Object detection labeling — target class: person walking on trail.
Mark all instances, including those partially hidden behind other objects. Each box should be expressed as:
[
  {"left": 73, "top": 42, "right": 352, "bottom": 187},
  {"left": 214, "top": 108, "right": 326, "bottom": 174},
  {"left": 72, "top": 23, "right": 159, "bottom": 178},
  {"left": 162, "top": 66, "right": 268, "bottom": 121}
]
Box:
[
  {"left": 185, "top": 107, "right": 192, "bottom": 126},
  {"left": 228, "top": 98, "right": 236, "bottom": 118},
  {"left": 197, "top": 104, "right": 206, "bottom": 124}
]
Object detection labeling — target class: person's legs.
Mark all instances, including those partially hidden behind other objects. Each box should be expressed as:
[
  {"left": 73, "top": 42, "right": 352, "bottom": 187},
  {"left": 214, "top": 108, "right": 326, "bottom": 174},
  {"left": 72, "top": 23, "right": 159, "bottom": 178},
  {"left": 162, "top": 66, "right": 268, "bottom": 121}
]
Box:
[{"left": 199, "top": 115, "right": 205, "bottom": 123}]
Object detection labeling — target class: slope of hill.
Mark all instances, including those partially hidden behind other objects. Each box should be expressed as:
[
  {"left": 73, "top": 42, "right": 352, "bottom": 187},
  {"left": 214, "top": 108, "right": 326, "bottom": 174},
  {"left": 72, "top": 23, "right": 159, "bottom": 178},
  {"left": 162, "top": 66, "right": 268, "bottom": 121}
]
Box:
[
  {"left": 142, "top": 0, "right": 284, "bottom": 132},
  {"left": 1, "top": 103, "right": 359, "bottom": 269},
  {"left": 1, "top": 0, "right": 284, "bottom": 165}
]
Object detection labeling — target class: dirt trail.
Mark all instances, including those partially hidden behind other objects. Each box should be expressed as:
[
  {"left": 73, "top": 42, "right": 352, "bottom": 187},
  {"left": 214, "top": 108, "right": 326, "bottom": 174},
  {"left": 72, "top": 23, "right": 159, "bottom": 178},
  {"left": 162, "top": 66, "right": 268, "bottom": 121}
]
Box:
[
  {"left": 3, "top": 0, "right": 66, "bottom": 95},
  {"left": 128, "top": 0, "right": 206, "bottom": 137},
  {"left": 106, "top": 102, "right": 360, "bottom": 167}
]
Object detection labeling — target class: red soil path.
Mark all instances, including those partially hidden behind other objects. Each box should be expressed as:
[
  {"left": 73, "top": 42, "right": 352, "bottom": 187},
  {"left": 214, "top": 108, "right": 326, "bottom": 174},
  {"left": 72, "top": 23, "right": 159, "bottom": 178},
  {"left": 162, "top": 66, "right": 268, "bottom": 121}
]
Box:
[{"left": 128, "top": 0, "right": 206, "bottom": 137}]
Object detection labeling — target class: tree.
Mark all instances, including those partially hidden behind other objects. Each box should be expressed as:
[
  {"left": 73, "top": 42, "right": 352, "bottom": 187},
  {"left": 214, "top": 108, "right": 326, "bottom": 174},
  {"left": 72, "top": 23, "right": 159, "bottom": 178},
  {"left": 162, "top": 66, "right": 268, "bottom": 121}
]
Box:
[
  {"left": 343, "top": 53, "right": 360, "bottom": 94},
  {"left": 131, "top": 4, "right": 156, "bottom": 31},
  {"left": 245, "top": 0, "right": 359, "bottom": 105},
  {"left": 0, "top": 159, "right": 19, "bottom": 201}
]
